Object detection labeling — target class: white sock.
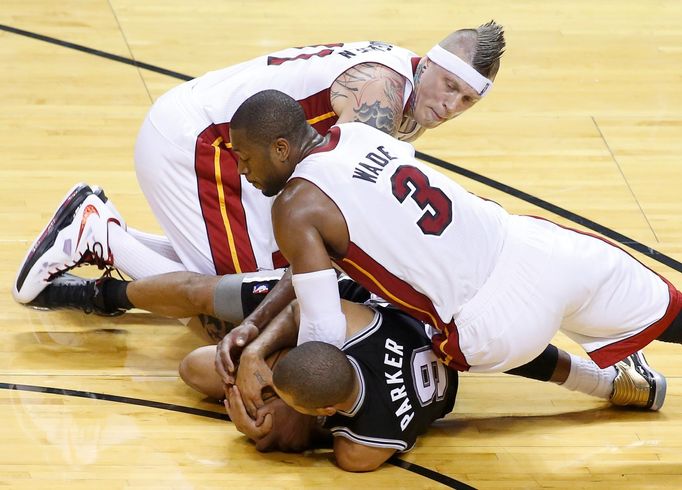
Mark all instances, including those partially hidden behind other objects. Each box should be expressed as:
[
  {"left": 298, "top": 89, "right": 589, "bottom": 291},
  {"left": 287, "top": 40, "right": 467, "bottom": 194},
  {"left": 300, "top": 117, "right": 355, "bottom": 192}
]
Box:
[
  {"left": 108, "top": 223, "right": 186, "bottom": 279},
  {"left": 561, "top": 353, "right": 617, "bottom": 399},
  {"left": 126, "top": 227, "right": 181, "bottom": 262}
]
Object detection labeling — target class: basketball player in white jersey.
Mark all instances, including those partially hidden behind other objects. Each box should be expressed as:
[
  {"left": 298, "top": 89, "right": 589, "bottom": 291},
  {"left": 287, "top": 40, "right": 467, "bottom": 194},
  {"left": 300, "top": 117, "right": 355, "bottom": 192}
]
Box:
[
  {"left": 214, "top": 89, "right": 682, "bottom": 406},
  {"left": 13, "top": 22, "right": 504, "bottom": 308}
]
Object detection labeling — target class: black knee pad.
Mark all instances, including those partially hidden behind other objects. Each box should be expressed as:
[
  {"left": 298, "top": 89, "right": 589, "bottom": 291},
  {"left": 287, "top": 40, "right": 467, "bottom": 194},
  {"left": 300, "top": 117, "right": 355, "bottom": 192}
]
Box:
[
  {"left": 657, "top": 311, "right": 682, "bottom": 344},
  {"left": 504, "top": 344, "right": 559, "bottom": 382}
]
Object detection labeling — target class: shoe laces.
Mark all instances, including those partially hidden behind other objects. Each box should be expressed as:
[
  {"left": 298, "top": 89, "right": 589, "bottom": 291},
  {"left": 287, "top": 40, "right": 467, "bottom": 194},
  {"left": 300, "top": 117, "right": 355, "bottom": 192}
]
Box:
[{"left": 47, "top": 241, "right": 114, "bottom": 281}]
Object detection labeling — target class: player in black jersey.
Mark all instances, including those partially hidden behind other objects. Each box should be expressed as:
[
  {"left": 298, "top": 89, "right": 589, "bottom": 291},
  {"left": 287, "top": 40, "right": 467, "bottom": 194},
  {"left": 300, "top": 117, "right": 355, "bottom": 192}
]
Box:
[
  {"left": 181, "top": 297, "right": 458, "bottom": 471},
  {"left": 272, "top": 303, "right": 457, "bottom": 471}
]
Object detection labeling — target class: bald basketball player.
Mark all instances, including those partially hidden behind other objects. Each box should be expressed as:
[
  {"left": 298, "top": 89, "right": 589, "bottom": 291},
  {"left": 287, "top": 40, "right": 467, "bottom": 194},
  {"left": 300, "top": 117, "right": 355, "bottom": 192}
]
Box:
[{"left": 178, "top": 297, "right": 454, "bottom": 471}]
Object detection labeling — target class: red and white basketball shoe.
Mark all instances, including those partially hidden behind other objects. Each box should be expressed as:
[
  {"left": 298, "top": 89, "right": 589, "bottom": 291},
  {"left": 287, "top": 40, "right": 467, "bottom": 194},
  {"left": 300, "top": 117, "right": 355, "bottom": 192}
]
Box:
[{"left": 13, "top": 184, "right": 122, "bottom": 303}]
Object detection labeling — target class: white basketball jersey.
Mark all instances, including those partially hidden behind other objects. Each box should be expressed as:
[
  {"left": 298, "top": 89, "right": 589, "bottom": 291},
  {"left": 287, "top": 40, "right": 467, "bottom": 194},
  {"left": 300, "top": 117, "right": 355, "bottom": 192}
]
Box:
[
  {"left": 144, "top": 42, "right": 421, "bottom": 275},
  {"left": 154, "top": 41, "right": 419, "bottom": 142},
  {"left": 289, "top": 122, "right": 510, "bottom": 329}
]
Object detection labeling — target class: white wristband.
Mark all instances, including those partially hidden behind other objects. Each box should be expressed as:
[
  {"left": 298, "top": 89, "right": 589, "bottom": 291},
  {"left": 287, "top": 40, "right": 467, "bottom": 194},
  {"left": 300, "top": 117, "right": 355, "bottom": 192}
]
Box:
[{"left": 292, "top": 269, "right": 346, "bottom": 347}]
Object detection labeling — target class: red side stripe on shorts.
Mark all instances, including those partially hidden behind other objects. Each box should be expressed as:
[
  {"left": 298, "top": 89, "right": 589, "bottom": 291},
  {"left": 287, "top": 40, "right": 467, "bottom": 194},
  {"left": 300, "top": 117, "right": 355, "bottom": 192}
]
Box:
[
  {"left": 525, "top": 215, "right": 682, "bottom": 367},
  {"left": 194, "top": 123, "right": 257, "bottom": 275},
  {"left": 589, "top": 277, "right": 682, "bottom": 368},
  {"left": 339, "top": 242, "right": 470, "bottom": 371}
]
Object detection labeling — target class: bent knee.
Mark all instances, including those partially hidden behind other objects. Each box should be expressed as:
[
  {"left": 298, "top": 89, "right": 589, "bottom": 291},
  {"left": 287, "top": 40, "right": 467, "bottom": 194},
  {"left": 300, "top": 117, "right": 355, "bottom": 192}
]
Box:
[{"left": 179, "top": 345, "right": 224, "bottom": 400}]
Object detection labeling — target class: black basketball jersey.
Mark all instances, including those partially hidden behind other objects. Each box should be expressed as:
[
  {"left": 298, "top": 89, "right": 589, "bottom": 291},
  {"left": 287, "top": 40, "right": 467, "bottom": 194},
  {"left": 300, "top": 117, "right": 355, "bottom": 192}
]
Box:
[{"left": 323, "top": 305, "right": 458, "bottom": 452}]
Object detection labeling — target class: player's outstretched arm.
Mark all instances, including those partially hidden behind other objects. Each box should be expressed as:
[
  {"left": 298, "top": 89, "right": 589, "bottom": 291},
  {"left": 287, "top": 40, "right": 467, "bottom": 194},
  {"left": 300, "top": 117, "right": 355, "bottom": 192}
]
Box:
[
  {"left": 214, "top": 269, "right": 295, "bottom": 386},
  {"left": 331, "top": 62, "right": 407, "bottom": 137},
  {"left": 333, "top": 435, "right": 396, "bottom": 472},
  {"left": 272, "top": 181, "right": 346, "bottom": 347}
]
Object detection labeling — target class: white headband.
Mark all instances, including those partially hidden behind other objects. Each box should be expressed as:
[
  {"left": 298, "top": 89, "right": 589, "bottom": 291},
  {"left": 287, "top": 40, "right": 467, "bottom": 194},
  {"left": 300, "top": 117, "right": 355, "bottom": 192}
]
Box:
[{"left": 426, "top": 44, "right": 493, "bottom": 97}]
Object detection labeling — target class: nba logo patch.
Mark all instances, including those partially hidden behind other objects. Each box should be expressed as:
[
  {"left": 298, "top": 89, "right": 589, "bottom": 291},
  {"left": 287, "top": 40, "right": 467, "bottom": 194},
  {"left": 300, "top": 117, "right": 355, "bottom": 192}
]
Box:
[{"left": 253, "top": 284, "right": 269, "bottom": 295}]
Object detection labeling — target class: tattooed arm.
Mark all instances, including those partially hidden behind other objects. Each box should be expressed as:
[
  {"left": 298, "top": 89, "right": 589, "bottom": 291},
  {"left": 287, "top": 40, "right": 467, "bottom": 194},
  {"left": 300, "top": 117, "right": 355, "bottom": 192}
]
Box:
[{"left": 330, "top": 62, "right": 407, "bottom": 136}]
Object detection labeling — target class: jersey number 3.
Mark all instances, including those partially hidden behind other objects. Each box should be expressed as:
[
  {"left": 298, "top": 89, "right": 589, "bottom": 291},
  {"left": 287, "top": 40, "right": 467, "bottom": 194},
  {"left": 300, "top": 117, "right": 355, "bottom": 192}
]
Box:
[{"left": 390, "top": 165, "right": 452, "bottom": 236}]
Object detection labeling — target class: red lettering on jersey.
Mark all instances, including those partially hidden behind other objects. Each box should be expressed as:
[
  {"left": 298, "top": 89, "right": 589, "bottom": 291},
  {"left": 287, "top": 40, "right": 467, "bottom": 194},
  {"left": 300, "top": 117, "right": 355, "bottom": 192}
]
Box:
[{"left": 268, "top": 48, "right": 335, "bottom": 66}]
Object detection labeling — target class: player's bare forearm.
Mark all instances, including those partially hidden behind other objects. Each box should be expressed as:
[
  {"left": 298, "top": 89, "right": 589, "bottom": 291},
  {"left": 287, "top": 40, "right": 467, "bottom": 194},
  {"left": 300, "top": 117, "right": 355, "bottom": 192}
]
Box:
[
  {"left": 242, "top": 301, "right": 299, "bottom": 359},
  {"left": 241, "top": 268, "right": 295, "bottom": 332},
  {"left": 331, "top": 63, "right": 406, "bottom": 136}
]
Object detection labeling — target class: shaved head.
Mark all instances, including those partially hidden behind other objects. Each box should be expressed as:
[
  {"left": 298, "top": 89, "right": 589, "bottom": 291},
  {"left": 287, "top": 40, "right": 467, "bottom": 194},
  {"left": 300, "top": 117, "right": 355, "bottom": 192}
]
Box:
[
  {"left": 273, "top": 341, "right": 355, "bottom": 409},
  {"left": 440, "top": 20, "right": 505, "bottom": 79},
  {"left": 231, "top": 89, "right": 309, "bottom": 147}
]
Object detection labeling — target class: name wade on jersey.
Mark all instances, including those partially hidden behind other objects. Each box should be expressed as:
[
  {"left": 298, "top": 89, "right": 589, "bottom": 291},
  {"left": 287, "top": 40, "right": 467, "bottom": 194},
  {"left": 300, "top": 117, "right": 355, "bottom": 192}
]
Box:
[
  {"left": 352, "top": 146, "right": 397, "bottom": 184},
  {"left": 384, "top": 337, "right": 415, "bottom": 431}
]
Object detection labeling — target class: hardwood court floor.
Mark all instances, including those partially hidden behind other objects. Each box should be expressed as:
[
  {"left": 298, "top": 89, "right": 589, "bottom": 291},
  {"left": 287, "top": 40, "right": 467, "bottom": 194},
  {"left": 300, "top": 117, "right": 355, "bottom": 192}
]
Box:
[{"left": 1, "top": 1, "right": 681, "bottom": 488}]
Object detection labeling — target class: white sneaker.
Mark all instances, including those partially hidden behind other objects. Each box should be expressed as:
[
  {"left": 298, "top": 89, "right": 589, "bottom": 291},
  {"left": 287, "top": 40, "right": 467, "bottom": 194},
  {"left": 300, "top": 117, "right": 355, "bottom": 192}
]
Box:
[
  {"left": 90, "top": 185, "right": 126, "bottom": 229},
  {"left": 13, "top": 187, "right": 121, "bottom": 303}
]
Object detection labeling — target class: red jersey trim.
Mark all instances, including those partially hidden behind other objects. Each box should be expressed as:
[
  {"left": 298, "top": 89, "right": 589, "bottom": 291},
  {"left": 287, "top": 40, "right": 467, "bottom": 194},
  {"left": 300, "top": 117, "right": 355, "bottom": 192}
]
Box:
[
  {"left": 589, "top": 278, "right": 682, "bottom": 367},
  {"left": 338, "top": 242, "right": 469, "bottom": 371},
  {"left": 272, "top": 250, "right": 289, "bottom": 269},
  {"left": 411, "top": 56, "right": 421, "bottom": 74},
  {"left": 194, "top": 123, "right": 257, "bottom": 274},
  {"left": 309, "top": 126, "right": 341, "bottom": 155},
  {"left": 299, "top": 88, "right": 338, "bottom": 135}
]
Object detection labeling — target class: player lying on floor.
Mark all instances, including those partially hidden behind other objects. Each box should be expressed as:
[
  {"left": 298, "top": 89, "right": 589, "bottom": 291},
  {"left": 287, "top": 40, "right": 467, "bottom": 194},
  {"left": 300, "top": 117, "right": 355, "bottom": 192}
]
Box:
[
  {"left": 181, "top": 298, "right": 456, "bottom": 471},
  {"left": 180, "top": 294, "right": 666, "bottom": 472}
]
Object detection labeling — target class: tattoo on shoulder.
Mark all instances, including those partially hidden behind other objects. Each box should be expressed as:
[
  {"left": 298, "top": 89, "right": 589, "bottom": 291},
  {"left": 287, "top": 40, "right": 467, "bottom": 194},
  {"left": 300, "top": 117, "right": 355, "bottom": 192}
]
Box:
[
  {"left": 331, "top": 63, "right": 406, "bottom": 135},
  {"left": 353, "top": 101, "right": 399, "bottom": 134}
]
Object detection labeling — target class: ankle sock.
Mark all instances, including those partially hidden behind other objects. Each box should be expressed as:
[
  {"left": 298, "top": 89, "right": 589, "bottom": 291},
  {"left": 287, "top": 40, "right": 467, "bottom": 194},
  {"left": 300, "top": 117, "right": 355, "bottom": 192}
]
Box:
[
  {"left": 101, "top": 279, "right": 134, "bottom": 311},
  {"left": 561, "top": 353, "right": 617, "bottom": 399}
]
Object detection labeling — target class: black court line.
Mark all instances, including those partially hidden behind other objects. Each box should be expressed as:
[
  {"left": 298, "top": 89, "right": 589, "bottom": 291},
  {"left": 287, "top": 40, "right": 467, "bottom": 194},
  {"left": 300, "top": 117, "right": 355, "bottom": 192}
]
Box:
[
  {"left": 387, "top": 457, "right": 477, "bottom": 489},
  {"left": 416, "top": 151, "right": 682, "bottom": 273},
  {"left": 7, "top": 23, "right": 682, "bottom": 490},
  {"left": 0, "top": 382, "right": 228, "bottom": 420},
  {"left": 0, "top": 24, "right": 193, "bottom": 81},
  {"left": 0, "top": 382, "right": 470, "bottom": 489},
  {"left": 3, "top": 22, "right": 678, "bottom": 274}
]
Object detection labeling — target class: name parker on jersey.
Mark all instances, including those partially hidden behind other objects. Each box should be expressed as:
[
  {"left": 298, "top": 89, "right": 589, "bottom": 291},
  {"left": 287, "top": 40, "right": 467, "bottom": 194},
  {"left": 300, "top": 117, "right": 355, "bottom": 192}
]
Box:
[
  {"left": 352, "top": 146, "right": 397, "bottom": 183},
  {"left": 384, "top": 337, "right": 415, "bottom": 431}
]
